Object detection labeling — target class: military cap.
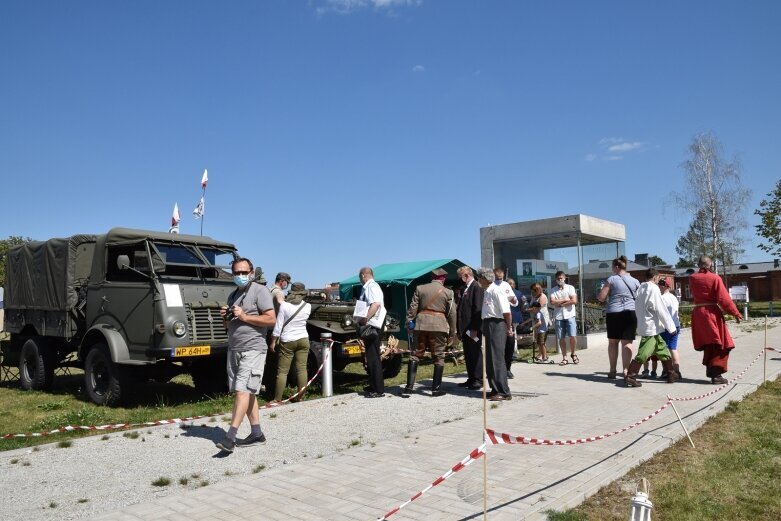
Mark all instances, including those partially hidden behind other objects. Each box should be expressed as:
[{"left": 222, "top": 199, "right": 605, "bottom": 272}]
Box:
[{"left": 432, "top": 268, "right": 448, "bottom": 277}]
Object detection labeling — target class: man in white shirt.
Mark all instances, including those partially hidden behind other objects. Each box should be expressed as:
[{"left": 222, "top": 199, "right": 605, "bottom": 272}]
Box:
[
  {"left": 550, "top": 271, "right": 579, "bottom": 365},
  {"left": 356, "top": 267, "right": 386, "bottom": 398},
  {"left": 478, "top": 267, "right": 513, "bottom": 401}
]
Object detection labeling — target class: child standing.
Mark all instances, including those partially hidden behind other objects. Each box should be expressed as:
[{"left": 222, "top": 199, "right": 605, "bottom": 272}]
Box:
[
  {"left": 658, "top": 278, "right": 682, "bottom": 379},
  {"left": 626, "top": 268, "right": 679, "bottom": 387}
]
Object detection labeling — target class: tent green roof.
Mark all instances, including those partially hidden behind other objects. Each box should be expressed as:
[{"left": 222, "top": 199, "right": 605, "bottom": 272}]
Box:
[{"left": 339, "top": 259, "right": 466, "bottom": 300}]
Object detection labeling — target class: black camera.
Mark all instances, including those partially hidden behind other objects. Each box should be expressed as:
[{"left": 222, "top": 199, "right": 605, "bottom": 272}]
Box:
[{"left": 224, "top": 307, "right": 237, "bottom": 321}]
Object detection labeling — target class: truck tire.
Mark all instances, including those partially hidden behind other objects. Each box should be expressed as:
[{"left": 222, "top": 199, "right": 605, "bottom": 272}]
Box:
[
  {"left": 191, "top": 357, "right": 228, "bottom": 395},
  {"left": 19, "top": 338, "right": 55, "bottom": 391},
  {"left": 84, "top": 343, "right": 123, "bottom": 406},
  {"left": 381, "top": 353, "right": 403, "bottom": 379}
]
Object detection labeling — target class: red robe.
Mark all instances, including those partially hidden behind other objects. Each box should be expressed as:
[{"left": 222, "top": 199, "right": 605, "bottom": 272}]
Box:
[{"left": 689, "top": 268, "right": 743, "bottom": 375}]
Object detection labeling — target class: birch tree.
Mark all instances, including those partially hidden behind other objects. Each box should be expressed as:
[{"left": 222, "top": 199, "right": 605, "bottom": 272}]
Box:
[{"left": 674, "top": 132, "right": 750, "bottom": 275}]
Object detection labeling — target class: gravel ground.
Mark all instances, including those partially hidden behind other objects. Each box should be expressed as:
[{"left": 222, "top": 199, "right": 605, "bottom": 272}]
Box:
[{"left": 0, "top": 382, "right": 493, "bottom": 521}]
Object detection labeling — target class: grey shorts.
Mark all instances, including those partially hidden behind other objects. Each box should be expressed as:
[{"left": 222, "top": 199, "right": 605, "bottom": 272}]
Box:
[{"left": 227, "top": 350, "right": 266, "bottom": 394}]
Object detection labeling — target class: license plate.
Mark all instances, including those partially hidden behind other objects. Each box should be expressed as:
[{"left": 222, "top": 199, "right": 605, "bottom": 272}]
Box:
[
  {"left": 343, "top": 344, "right": 364, "bottom": 357},
  {"left": 173, "top": 346, "right": 211, "bottom": 357}
]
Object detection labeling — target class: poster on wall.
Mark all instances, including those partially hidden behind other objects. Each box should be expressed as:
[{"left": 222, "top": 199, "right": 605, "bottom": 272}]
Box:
[{"left": 516, "top": 259, "right": 568, "bottom": 298}]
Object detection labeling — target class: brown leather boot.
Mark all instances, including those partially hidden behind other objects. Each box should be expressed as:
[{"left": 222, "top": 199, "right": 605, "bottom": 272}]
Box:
[
  {"left": 663, "top": 359, "right": 679, "bottom": 383},
  {"left": 625, "top": 360, "right": 643, "bottom": 387}
]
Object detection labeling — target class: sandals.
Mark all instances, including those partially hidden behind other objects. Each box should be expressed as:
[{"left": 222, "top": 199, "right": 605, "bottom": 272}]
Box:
[
  {"left": 559, "top": 359, "right": 569, "bottom": 366},
  {"left": 539, "top": 357, "right": 554, "bottom": 364},
  {"left": 571, "top": 354, "right": 580, "bottom": 364}
]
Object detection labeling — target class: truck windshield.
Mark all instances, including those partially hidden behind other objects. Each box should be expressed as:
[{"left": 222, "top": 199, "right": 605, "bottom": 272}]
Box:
[
  {"left": 154, "top": 243, "right": 207, "bottom": 267},
  {"left": 150, "top": 242, "right": 236, "bottom": 279}
]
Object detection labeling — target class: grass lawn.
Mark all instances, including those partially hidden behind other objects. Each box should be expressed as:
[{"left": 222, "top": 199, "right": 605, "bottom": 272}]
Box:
[
  {"left": 0, "top": 345, "right": 535, "bottom": 451},
  {"left": 546, "top": 376, "right": 781, "bottom": 521}
]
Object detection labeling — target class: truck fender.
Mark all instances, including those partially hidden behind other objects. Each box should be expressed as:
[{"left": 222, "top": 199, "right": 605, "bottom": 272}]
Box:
[{"left": 79, "top": 325, "right": 131, "bottom": 364}]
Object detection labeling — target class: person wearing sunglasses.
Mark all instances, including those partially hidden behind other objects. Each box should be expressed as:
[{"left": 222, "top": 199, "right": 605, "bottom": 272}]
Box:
[{"left": 215, "top": 257, "right": 276, "bottom": 453}]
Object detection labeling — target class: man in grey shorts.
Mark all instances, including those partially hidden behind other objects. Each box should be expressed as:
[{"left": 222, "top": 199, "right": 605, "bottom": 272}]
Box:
[{"left": 216, "top": 257, "right": 276, "bottom": 453}]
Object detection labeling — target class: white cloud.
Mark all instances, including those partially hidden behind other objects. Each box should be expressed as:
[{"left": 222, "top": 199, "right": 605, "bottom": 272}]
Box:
[
  {"left": 412, "top": 64, "right": 425, "bottom": 73},
  {"left": 317, "top": 0, "right": 422, "bottom": 15},
  {"left": 608, "top": 141, "right": 644, "bottom": 153},
  {"left": 585, "top": 137, "right": 650, "bottom": 161}
]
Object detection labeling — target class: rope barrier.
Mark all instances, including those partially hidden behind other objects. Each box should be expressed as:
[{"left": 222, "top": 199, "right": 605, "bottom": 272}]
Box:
[
  {"left": 668, "top": 347, "right": 766, "bottom": 402},
  {"left": 261, "top": 341, "right": 332, "bottom": 408},
  {"left": 1, "top": 342, "right": 334, "bottom": 440},
  {"left": 485, "top": 401, "right": 672, "bottom": 446},
  {"left": 376, "top": 443, "right": 487, "bottom": 521}
]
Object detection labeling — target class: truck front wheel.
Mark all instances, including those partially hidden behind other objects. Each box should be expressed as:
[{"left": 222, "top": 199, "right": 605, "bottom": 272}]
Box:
[
  {"left": 19, "top": 338, "right": 55, "bottom": 391},
  {"left": 84, "top": 344, "right": 123, "bottom": 406}
]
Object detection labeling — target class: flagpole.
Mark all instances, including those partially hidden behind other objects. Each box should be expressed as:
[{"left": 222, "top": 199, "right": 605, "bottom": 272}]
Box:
[{"left": 200, "top": 185, "right": 205, "bottom": 236}]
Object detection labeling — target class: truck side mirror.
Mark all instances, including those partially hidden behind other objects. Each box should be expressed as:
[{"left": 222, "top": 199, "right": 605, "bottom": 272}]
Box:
[{"left": 117, "top": 255, "right": 130, "bottom": 270}]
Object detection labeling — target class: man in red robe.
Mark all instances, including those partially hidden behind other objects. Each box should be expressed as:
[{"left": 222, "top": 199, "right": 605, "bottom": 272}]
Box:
[{"left": 689, "top": 255, "right": 743, "bottom": 384}]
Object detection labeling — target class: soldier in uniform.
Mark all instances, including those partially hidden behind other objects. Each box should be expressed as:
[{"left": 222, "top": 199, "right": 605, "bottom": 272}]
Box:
[{"left": 402, "top": 268, "right": 457, "bottom": 397}]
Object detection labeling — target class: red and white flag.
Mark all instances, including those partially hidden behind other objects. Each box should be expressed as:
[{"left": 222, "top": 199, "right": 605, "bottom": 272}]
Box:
[
  {"left": 193, "top": 197, "right": 204, "bottom": 219},
  {"left": 200, "top": 169, "right": 208, "bottom": 189},
  {"left": 169, "top": 203, "right": 180, "bottom": 233}
]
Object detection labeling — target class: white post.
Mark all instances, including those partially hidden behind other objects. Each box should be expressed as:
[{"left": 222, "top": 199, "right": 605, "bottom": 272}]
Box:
[
  {"left": 320, "top": 334, "right": 333, "bottom": 397},
  {"left": 667, "top": 396, "right": 695, "bottom": 448}
]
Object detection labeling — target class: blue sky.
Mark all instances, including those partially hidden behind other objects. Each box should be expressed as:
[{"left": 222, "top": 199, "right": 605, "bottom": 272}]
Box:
[{"left": 1, "top": 1, "right": 779, "bottom": 288}]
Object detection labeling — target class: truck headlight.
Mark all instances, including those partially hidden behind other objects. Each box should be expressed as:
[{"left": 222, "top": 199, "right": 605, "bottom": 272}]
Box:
[
  {"left": 342, "top": 314, "right": 353, "bottom": 327},
  {"left": 172, "top": 321, "right": 187, "bottom": 337}
]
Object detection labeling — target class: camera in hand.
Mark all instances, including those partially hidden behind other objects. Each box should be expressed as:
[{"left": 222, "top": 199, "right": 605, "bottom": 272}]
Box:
[{"left": 224, "top": 307, "right": 237, "bottom": 321}]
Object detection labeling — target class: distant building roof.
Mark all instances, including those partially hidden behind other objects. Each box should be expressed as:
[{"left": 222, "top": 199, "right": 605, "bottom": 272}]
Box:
[
  {"left": 675, "top": 261, "right": 781, "bottom": 277},
  {"left": 567, "top": 259, "right": 664, "bottom": 277}
]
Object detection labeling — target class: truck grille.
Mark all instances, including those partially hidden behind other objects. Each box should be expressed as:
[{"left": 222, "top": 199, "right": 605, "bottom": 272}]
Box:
[
  {"left": 189, "top": 306, "right": 228, "bottom": 343},
  {"left": 315, "top": 311, "right": 346, "bottom": 322}
]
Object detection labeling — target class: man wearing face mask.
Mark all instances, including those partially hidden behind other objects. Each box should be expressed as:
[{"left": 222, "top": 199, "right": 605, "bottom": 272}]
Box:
[
  {"left": 550, "top": 271, "right": 579, "bottom": 365},
  {"left": 216, "top": 257, "right": 276, "bottom": 453}
]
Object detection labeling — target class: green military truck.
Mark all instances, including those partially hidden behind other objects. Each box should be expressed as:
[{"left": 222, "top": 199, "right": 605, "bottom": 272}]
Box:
[
  {"left": 0, "top": 228, "right": 239, "bottom": 405},
  {"left": 303, "top": 295, "right": 403, "bottom": 379}
]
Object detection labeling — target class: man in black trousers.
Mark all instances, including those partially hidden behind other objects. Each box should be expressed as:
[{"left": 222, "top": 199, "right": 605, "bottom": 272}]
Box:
[{"left": 456, "top": 265, "right": 484, "bottom": 390}]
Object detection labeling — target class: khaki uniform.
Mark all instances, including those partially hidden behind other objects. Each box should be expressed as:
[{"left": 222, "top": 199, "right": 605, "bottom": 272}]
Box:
[{"left": 407, "top": 281, "right": 457, "bottom": 366}]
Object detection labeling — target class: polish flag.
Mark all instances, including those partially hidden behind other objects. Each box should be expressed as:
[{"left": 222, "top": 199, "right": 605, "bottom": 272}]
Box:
[
  {"left": 169, "top": 203, "right": 181, "bottom": 233},
  {"left": 200, "top": 169, "right": 208, "bottom": 189}
]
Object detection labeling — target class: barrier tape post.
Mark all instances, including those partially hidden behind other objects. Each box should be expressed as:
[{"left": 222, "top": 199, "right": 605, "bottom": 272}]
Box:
[
  {"left": 764, "top": 316, "right": 768, "bottom": 387},
  {"left": 481, "top": 336, "right": 488, "bottom": 521},
  {"left": 666, "top": 395, "right": 695, "bottom": 448}
]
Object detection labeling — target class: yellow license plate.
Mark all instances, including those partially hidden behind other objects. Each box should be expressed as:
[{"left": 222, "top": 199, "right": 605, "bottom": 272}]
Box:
[
  {"left": 343, "top": 344, "right": 363, "bottom": 356},
  {"left": 174, "top": 346, "right": 211, "bottom": 357}
]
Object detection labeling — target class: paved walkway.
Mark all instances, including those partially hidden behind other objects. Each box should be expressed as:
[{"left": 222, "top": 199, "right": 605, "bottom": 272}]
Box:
[{"left": 93, "top": 321, "right": 781, "bottom": 521}]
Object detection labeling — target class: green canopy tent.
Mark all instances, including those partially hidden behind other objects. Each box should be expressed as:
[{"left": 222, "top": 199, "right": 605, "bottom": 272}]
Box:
[{"left": 339, "top": 259, "right": 468, "bottom": 340}]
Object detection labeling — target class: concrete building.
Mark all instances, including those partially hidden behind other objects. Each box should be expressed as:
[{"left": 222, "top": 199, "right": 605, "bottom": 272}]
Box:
[{"left": 480, "top": 214, "right": 627, "bottom": 338}]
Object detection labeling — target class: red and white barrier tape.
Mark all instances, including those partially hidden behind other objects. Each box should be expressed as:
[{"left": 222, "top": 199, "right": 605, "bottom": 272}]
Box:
[
  {"left": 485, "top": 400, "right": 672, "bottom": 447},
  {"left": 766, "top": 346, "right": 780, "bottom": 353},
  {"left": 377, "top": 443, "right": 487, "bottom": 521},
  {"left": 1, "top": 415, "right": 216, "bottom": 440},
  {"left": 669, "top": 347, "right": 766, "bottom": 402},
  {"left": 261, "top": 342, "right": 332, "bottom": 409},
  {"left": 2, "top": 343, "right": 334, "bottom": 440}
]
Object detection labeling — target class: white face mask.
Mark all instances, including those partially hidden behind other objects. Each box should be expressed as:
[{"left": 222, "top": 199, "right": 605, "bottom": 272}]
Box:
[{"left": 557, "top": 279, "right": 565, "bottom": 287}]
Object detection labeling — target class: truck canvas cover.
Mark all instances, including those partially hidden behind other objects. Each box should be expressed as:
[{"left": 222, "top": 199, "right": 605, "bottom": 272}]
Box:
[{"left": 5, "top": 235, "right": 96, "bottom": 312}]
